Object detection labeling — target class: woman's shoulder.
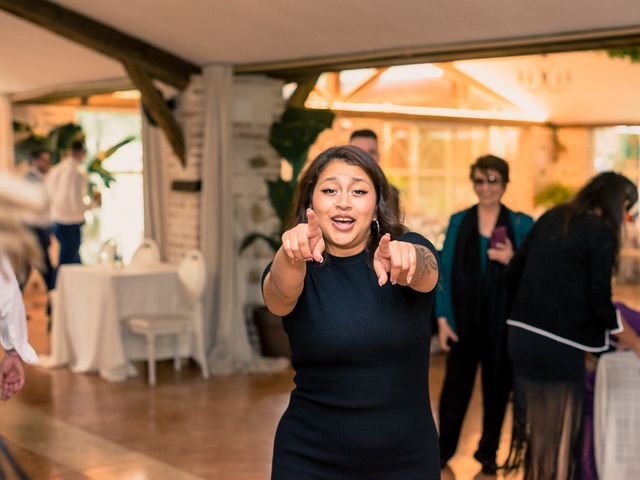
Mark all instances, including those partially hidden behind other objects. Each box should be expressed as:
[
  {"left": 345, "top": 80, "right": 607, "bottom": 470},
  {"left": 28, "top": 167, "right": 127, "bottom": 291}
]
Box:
[
  {"left": 446, "top": 208, "right": 473, "bottom": 229},
  {"left": 399, "top": 231, "right": 438, "bottom": 254},
  {"left": 509, "top": 210, "right": 534, "bottom": 222},
  {"left": 508, "top": 210, "right": 535, "bottom": 230}
]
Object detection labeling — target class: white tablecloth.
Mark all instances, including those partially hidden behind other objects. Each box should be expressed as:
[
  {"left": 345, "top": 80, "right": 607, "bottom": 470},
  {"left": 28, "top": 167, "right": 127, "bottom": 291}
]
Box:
[
  {"left": 594, "top": 351, "right": 640, "bottom": 479},
  {"left": 41, "top": 264, "right": 191, "bottom": 381}
]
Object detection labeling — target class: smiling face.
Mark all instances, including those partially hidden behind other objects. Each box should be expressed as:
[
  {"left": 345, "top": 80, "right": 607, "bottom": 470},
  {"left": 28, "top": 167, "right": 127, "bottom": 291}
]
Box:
[
  {"left": 311, "top": 159, "right": 377, "bottom": 257},
  {"left": 472, "top": 168, "right": 506, "bottom": 208}
]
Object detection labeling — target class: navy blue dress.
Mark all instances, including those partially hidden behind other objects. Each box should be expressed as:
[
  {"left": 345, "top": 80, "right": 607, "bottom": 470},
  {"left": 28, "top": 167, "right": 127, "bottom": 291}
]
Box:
[{"left": 265, "top": 233, "right": 440, "bottom": 480}]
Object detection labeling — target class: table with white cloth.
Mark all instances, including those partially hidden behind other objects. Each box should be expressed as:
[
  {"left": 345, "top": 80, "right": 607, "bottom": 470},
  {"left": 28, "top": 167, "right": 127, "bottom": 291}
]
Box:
[
  {"left": 594, "top": 351, "right": 640, "bottom": 479},
  {"left": 41, "top": 264, "right": 192, "bottom": 381}
]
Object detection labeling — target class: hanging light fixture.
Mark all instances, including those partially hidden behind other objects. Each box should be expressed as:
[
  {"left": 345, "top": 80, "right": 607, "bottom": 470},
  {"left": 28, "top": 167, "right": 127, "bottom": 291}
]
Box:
[{"left": 518, "top": 55, "right": 571, "bottom": 93}]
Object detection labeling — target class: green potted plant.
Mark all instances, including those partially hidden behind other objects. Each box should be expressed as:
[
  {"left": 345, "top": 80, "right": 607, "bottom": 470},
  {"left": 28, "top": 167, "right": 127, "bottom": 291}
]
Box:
[
  {"left": 13, "top": 120, "right": 135, "bottom": 188},
  {"left": 534, "top": 182, "right": 576, "bottom": 209}
]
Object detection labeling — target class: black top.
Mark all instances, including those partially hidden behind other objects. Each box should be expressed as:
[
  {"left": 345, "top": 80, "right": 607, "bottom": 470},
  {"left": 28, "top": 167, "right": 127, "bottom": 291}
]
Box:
[
  {"left": 264, "top": 232, "right": 440, "bottom": 480},
  {"left": 506, "top": 206, "right": 621, "bottom": 352}
]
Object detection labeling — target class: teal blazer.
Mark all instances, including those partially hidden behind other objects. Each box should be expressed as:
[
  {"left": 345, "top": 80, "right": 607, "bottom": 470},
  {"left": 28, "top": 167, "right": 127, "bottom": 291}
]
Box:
[{"left": 434, "top": 208, "right": 534, "bottom": 332}]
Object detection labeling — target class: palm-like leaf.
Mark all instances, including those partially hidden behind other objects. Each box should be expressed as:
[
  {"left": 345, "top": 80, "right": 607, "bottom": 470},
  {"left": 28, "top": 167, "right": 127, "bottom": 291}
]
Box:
[
  {"left": 239, "top": 232, "right": 281, "bottom": 253},
  {"left": 47, "top": 123, "right": 84, "bottom": 165},
  {"left": 87, "top": 136, "right": 137, "bottom": 188}
]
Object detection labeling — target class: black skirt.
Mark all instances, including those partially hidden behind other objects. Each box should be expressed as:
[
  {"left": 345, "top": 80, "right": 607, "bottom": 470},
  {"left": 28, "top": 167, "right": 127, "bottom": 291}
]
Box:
[{"left": 505, "top": 326, "right": 586, "bottom": 480}]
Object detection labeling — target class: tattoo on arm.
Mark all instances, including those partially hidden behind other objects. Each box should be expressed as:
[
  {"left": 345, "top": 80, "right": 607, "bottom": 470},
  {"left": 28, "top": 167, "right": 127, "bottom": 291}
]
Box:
[{"left": 415, "top": 245, "right": 438, "bottom": 278}]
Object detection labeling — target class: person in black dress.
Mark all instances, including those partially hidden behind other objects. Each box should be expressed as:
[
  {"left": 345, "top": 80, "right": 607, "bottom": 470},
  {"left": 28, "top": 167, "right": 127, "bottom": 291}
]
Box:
[
  {"left": 262, "top": 145, "right": 441, "bottom": 479},
  {"left": 504, "top": 172, "right": 639, "bottom": 480}
]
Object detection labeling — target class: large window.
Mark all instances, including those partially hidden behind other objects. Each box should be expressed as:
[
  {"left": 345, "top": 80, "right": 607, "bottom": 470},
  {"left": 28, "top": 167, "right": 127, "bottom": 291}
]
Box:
[
  {"left": 311, "top": 116, "right": 522, "bottom": 247},
  {"left": 594, "top": 126, "right": 640, "bottom": 184},
  {"left": 77, "top": 111, "right": 143, "bottom": 263}
]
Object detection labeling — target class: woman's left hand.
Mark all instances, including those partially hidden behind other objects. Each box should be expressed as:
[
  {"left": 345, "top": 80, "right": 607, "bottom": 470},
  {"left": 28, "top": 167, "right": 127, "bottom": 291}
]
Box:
[
  {"left": 373, "top": 233, "right": 417, "bottom": 286},
  {"left": 487, "top": 237, "right": 514, "bottom": 265}
]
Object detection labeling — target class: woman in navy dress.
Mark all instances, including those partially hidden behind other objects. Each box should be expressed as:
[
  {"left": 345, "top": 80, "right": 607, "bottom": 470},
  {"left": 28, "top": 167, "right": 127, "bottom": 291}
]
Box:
[{"left": 262, "top": 145, "right": 441, "bottom": 479}]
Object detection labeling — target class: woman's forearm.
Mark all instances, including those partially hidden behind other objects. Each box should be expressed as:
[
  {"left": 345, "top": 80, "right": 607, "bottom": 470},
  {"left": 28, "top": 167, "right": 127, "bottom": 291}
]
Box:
[
  {"left": 263, "top": 246, "right": 307, "bottom": 316},
  {"left": 401, "top": 244, "right": 439, "bottom": 293}
]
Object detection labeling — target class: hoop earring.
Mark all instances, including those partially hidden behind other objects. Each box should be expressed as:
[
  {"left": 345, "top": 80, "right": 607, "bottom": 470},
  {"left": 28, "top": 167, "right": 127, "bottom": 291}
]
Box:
[{"left": 372, "top": 218, "right": 380, "bottom": 236}]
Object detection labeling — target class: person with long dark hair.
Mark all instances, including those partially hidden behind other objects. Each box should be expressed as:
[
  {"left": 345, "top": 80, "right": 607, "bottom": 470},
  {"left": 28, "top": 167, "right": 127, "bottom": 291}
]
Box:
[
  {"left": 504, "top": 171, "right": 639, "bottom": 479},
  {"left": 436, "top": 155, "right": 534, "bottom": 478},
  {"left": 262, "top": 145, "right": 441, "bottom": 479}
]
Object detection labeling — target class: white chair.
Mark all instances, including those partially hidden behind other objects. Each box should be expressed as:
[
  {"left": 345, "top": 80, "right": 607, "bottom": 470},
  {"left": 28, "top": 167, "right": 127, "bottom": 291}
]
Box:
[
  {"left": 127, "top": 249, "right": 210, "bottom": 385},
  {"left": 130, "top": 238, "right": 161, "bottom": 266}
]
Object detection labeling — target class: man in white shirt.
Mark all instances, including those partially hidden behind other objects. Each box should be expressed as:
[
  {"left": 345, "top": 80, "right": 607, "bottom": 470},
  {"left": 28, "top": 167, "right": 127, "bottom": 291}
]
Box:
[{"left": 45, "top": 140, "right": 89, "bottom": 267}]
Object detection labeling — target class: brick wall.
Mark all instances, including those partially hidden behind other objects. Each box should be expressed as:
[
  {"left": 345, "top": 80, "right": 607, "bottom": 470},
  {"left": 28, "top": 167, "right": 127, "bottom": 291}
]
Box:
[
  {"left": 232, "top": 75, "right": 284, "bottom": 310},
  {"left": 163, "top": 74, "right": 284, "bottom": 321},
  {"left": 163, "top": 78, "right": 204, "bottom": 264}
]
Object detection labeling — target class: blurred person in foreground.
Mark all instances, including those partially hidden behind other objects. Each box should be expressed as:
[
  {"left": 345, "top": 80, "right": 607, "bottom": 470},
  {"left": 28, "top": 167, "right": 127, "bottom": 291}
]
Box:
[
  {"left": 504, "top": 172, "right": 640, "bottom": 480},
  {"left": 0, "top": 173, "right": 44, "bottom": 399},
  {"left": 436, "top": 155, "right": 534, "bottom": 479}
]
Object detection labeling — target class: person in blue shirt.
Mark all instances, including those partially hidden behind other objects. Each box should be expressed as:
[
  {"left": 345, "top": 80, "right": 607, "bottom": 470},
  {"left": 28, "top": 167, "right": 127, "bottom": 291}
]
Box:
[{"left": 435, "top": 154, "right": 534, "bottom": 478}]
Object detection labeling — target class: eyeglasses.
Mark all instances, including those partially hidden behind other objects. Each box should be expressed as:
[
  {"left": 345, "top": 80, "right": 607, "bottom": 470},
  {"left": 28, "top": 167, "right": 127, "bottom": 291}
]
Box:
[{"left": 472, "top": 175, "right": 501, "bottom": 186}]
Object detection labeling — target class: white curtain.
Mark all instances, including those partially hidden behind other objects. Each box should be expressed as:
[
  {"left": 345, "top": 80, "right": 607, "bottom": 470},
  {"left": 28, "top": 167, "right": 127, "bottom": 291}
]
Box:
[
  {"left": 200, "top": 65, "right": 287, "bottom": 374},
  {"left": 0, "top": 96, "right": 15, "bottom": 172},
  {"left": 141, "top": 116, "right": 168, "bottom": 260}
]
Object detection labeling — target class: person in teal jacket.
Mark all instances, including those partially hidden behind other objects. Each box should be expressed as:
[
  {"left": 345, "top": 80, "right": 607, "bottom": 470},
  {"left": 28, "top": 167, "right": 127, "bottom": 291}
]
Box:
[{"left": 436, "top": 155, "right": 534, "bottom": 479}]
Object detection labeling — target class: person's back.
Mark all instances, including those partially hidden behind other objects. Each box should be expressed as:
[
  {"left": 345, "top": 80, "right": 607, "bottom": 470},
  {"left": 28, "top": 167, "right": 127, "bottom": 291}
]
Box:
[
  {"left": 45, "top": 141, "right": 89, "bottom": 267},
  {"left": 509, "top": 205, "right": 617, "bottom": 349},
  {"left": 46, "top": 157, "right": 86, "bottom": 225}
]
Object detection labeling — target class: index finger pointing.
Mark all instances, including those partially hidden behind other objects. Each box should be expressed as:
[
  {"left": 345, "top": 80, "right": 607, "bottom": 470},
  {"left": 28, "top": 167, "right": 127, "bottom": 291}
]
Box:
[
  {"left": 306, "top": 208, "right": 320, "bottom": 235},
  {"left": 377, "top": 233, "right": 391, "bottom": 256}
]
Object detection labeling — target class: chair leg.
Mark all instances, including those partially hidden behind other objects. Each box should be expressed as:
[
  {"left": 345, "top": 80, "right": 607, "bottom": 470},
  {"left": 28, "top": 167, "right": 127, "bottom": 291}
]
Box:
[
  {"left": 174, "top": 334, "right": 182, "bottom": 371},
  {"left": 197, "top": 336, "right": 210, "bottom": 379},
  {"left": 146, "top": 333, "right": 156, "bottom": 386}
]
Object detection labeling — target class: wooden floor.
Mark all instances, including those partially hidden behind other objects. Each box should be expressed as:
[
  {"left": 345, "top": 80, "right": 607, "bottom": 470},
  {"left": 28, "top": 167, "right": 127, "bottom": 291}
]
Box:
[{"left": 8, "top": 280, "right": 639, "bottom": 479}]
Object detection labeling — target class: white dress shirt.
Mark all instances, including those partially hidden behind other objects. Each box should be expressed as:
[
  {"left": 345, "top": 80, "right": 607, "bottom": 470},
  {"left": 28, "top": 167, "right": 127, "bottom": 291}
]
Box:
[
  {"left": 45, "top": 157, "right": 88, "bottom": 224},
  {"left": 0, "top": 256, "right": 38, "bottom": 363}
]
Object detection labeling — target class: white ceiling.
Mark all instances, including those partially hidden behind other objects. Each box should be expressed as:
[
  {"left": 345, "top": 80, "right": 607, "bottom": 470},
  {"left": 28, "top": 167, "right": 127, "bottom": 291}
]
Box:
[
  {"left": 1, "top": 0, "right": 640, "bottom": 95},
  {"left": 52, "top": 0, "right": 640, "bottom": 65},
  {"left": 0, "top": 11, "right": 124, "bottom": 95},
  {"left": 455, "top": 51, "right": 640, "bottom": 124},
  {"left": 1, "top": 1, "right": 640, "bottom": 124}
]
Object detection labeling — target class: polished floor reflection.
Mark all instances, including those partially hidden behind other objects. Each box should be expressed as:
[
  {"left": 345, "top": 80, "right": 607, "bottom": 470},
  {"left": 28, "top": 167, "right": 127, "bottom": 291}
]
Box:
[{"left": 12, "top": 282, "right": 638, "bottom": 479}]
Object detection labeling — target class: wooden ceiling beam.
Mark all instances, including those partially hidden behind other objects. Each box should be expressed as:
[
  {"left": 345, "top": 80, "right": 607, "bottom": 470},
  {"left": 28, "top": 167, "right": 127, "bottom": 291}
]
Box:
[
  {"left": 286, "top": 75, "right": 320, "bottom": 109},
  {"left": 0, "top": 0, "right": 200, "bottom": 90},
  {"left": 339, "top": 68, "right": 388, "bottom": 102},
  {"left": 10, "top": 77, "right": 134, "bottom": 104},
  {"left": 124, "top": 62, "right": 186, "bottom": 167}
]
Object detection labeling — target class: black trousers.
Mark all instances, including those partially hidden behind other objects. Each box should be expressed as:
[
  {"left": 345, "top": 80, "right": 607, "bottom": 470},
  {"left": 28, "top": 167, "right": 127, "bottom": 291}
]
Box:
[
  {"left": 438, "top": 322, "right": 512, "bottom": 467},
  {"left": 32, "top": 226, "right": 54, "bottom": 290}
]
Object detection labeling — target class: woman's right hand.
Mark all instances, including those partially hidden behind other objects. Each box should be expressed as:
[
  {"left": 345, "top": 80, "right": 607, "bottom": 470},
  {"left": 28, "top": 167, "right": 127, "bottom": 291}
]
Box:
[
  {"left": 437, "top": 317, "right": 459, "bottom": 352},
  {"left": 281, "top": 208, "right": 325, "bottom": 263}
]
